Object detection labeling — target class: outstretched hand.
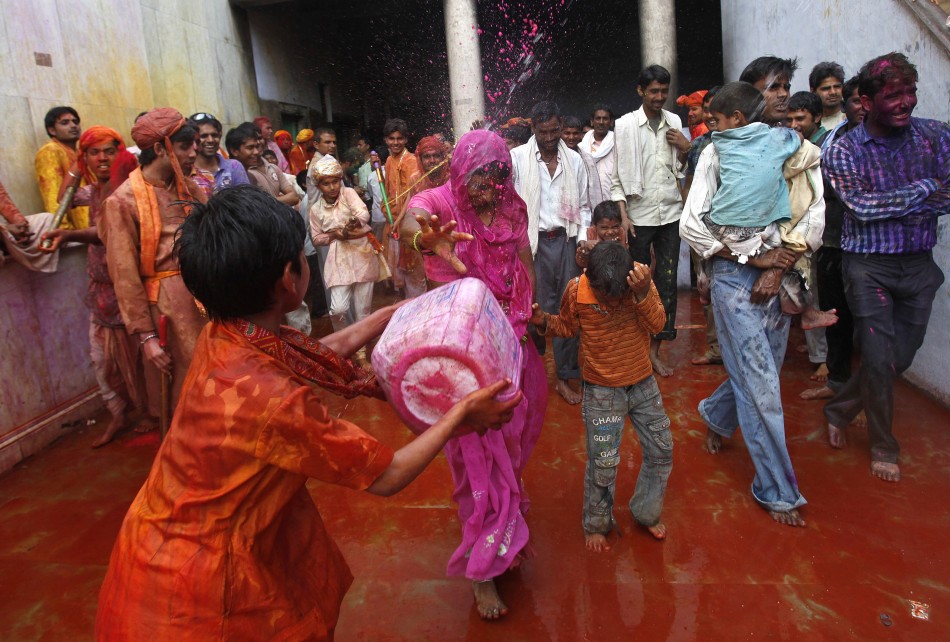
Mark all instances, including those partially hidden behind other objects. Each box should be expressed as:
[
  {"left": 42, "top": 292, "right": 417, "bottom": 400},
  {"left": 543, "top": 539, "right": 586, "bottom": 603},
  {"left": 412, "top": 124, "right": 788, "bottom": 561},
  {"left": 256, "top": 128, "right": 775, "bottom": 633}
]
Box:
[
  {"left": 457, "top": 379, "right": 522, "bottom": 436},
  {"left": 414, "top": 213, "right": 474, "bottom": 274}
]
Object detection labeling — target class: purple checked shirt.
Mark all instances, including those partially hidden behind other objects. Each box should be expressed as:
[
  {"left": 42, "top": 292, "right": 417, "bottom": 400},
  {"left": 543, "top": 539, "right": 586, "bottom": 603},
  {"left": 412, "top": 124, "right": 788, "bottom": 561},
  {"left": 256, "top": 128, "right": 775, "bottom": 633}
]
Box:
[{"left": 822, "top": 117, "right": 950, "bottom": 254}]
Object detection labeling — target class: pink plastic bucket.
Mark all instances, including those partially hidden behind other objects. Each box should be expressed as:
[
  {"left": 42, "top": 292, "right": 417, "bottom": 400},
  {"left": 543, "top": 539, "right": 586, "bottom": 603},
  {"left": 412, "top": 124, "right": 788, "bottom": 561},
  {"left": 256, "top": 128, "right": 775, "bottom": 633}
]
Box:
[{"left": 371, "top": 278, "right": 523, "bottom": 434}]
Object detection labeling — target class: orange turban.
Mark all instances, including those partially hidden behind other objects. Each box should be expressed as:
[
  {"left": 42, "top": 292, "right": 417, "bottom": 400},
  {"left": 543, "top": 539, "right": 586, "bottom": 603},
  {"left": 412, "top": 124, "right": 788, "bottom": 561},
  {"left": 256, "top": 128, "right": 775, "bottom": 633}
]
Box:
[
  {"left": 414, "top": 135, "right": 444, "bottom": 157},
  {"left": 296, "top": 129, "right": 314, "bottom": 143},
  {"left": 76, "top": 126, "right": 138, "bottom": 191},
  {"left": 131, "top": 107, "right": 193, "bottom": 206},
  {"left": 274, "top": 129, "right": 292, "bottom": 144},
  {"left": 676, "top": 90, "right": 708, "bottom": 108}
]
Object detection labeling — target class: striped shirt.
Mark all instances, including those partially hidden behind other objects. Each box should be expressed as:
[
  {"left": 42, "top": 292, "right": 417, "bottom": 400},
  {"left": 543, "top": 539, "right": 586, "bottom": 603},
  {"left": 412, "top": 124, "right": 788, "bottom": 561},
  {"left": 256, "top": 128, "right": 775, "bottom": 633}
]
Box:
[
  {"left": 541, "top": 275, "right": 666, "bottom": 388},
  {"left": 822, "top": 118, "right": 950, "bottom": 254}
]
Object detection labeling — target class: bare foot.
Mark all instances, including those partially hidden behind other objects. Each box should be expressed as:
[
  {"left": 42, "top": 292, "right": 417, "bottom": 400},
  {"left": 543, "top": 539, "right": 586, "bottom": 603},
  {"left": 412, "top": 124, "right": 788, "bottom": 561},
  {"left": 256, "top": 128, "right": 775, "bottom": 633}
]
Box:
[
  {"left": 809, "top": 363, "right": 830, "bottom": 383},
  {"left": 801, "top": 307, "right": 838, "bottom": 330},
  {"left": 705, "top": 428, "right": 723, "bottom": 454},
  {"left": 800, "top": 385, "right": 834, "bottom": 401},
  {"left": 91, "top": 413, "right": 130, "bottom": 449},
  {"left": 645, "top": 523, "right": 667, "bottom": 540},
  {"left": 556, "top": 379, "right": 581, "bottom": 405},
  {"left": 769, "top": 509, "right": 806, "bottom": 527},
  {"left": 871, "top": 461, "right": 901, "bottom": 482},
  {"left": 827, "top": 423, "right": 846, "bottom": 449},
  {"left": 585, "top": 532, "right": 612, "bottom": 552},
  {"left": 690, "top": 351, "right": 723, "bottom": 366},
  {"left": 852, "top": 411, "right": 867, "bottom": 429},
  {"left": 472, "top": 580, "right": 508, "bottom": 620},
  {"left": 650, "top": 341, "right": 674, "bottom": 377}
]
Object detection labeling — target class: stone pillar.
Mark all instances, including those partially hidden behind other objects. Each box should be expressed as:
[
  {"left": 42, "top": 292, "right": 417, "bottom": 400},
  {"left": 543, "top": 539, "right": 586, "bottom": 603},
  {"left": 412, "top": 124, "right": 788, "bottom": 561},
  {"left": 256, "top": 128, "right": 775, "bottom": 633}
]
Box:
[
  {"left": 443, "top": 0, "right": 485, "bottom": 137},
  {"left": 638, "top": 0, "right": 678, "bottom": 100}
]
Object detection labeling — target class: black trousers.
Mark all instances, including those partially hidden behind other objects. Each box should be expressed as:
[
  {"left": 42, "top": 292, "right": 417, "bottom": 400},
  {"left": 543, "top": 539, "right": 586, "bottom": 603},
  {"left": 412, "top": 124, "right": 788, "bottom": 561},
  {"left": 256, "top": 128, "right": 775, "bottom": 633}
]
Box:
[
  {"left": 824, "top": 252, "right": 944, "bottom": 463},
  {"left": 815, "top": 247, "right": 853, "bottom": 387},
  {"left": 629, "top": 221, "right": 679, "bottom": 341}
]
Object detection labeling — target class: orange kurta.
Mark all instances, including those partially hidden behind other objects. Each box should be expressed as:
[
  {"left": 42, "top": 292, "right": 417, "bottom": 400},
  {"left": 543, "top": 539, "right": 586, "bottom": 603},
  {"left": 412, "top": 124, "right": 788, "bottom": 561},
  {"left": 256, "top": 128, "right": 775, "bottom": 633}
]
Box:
[
  {"left": 98, "top": 173, "right": 208, "bottom": 414},
  {"left": 34, "top": 139, "right": 89, "bottom": 229},
  {"left": 288, "top": 143, "right": 313, "bottom": 176},
  {"left": 96, "top": 322, "right": 394, "bottom": 641}
]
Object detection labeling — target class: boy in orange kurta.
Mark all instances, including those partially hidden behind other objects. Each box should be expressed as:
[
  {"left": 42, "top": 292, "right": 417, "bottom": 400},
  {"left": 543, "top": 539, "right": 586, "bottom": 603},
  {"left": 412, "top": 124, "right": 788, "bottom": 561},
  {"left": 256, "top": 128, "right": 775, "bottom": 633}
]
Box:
[
  {"left": 95, "top": 185, "right": 519, "bottom": 641},
  {"left": 382, "top": 118, "right": 419, "bottom": 295}
]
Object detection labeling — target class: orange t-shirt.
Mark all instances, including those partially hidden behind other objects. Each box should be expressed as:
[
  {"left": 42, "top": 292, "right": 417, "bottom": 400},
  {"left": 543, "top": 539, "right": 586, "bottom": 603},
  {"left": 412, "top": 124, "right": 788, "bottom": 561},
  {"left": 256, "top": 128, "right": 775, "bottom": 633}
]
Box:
[
  {"left": 542, "top": 274, "right": 666, "bottom": 387},
  {"left": 96, "top": 322, "right": 394, "bottom": 641}
]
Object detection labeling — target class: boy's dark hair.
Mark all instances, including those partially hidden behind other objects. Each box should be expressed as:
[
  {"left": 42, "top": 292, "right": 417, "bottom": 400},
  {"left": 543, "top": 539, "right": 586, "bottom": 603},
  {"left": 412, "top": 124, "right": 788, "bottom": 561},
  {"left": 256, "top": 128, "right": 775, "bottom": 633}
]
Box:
[
  {"left": 225, "top": 123, "right": 259, "bottom": 155},
  {"left": 44, "top": 106, "right": 79, "bottom": 135},
  {"left": 704, "top": 85, "right": 722, "bottom": 104},
  {"left": 739, "top": 56, "right": 799, "bottom": 85},
  {"left": 857, "top": 52, "right": 918, "bottom": 100},
  {"left": 383, "top": 118, "right": 409, "bottom": 137},
  {"left": 562, "top": 115, "right": 583, "bottom": 129},
  {"left": 709, "top": 82, "right": 765, "bottom": 122},
  {"left": 637, "top": 64, "right": 671, "bottom": 89},
  {"left": 342, "top": 146, "right": 362, "bottom": 165},
  {"left": 587, "top": 241, "right": 632, "bottom": 299},
  {"left": 591, "top": 103, "right": 613, "bottom": 119},
  {"left": 592, "top": 200, "right": 622, "bottom": 225},
  {"left": 530, "top": 101, "right": 561, "bottom": 124},
  {"left": 176, "top": 185, "right": 306, "bottom": 322},
  {"left": 503, "top": 125, "right": 532, "bottom": 146},
  {"left": 295, "top": 170, "right": 308, "bottom": 190},
  {"left": 842, "top": 75, "right": 860, "bottom": 100},
  {"left": 261, "top": 149, "right": 279, "bottom": 163},
  {"left": 788, "top": 91, "right": 822, "bottom": 118},
  {"left": 139, "top": 124, "right": 198, "bottom": 167},
  {"left": 809, "top": 61, "right": 845, "bottom": 90}
]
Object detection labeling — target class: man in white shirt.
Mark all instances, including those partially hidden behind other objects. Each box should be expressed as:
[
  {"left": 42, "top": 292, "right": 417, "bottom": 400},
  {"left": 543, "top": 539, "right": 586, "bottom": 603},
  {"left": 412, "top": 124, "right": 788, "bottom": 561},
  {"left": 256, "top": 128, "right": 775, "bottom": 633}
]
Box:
[
  {"left": 611, "top": 65, "right": 691, "bottom": 376},
  {"left": 511, "top": 101, "right": 591, "bottom": 404},
  {"left": 579, "top": 104, "right": 616, "bottom": 201}
]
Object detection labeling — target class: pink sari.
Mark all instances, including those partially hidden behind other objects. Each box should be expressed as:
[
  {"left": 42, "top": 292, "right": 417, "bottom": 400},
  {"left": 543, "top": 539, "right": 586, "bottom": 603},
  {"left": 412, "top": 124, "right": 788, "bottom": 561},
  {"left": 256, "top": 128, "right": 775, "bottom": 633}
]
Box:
[{"left": 407, "top": 130, "right": 547, "bottom": 581}]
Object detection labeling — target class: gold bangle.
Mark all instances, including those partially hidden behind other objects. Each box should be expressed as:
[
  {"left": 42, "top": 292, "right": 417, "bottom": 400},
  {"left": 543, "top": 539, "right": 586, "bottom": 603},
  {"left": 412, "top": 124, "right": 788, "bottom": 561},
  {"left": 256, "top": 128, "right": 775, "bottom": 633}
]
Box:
[{"left": 411, "top": 230, "right": 423, "bottom": 252}]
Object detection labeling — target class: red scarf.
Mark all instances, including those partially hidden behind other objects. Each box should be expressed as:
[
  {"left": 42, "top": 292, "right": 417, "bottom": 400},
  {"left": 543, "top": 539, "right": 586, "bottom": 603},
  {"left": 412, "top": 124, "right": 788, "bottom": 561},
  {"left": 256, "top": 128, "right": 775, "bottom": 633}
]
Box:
[{"left": 230, "top": 319, "right": 384, "bottom": 400}]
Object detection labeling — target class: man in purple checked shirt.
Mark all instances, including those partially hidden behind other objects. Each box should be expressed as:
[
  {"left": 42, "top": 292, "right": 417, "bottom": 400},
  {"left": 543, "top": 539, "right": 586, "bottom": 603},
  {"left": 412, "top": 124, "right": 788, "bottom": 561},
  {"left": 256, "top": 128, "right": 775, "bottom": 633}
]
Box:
[{"left": 821, "top": 52, "right": 950, "bottom": 482}]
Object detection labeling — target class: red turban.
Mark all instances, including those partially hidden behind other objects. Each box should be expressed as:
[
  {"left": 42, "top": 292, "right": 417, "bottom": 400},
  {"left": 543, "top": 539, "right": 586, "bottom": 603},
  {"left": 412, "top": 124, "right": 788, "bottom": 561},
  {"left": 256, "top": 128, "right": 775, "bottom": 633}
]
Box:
[
  {"left": 676, "top": 90, "right": 708, "bottom": 108},
  {"left": 274, "top": 129, "right": 292, "bottom": 144},
  {"left": 77, "top": 126, "right": 137, "bottom": 188},
  {"left": 130, "top": 107, "right": 194, "bottom": 206},
  {"left": 414, "top": 135, "right": 444, "bottom": 157}
]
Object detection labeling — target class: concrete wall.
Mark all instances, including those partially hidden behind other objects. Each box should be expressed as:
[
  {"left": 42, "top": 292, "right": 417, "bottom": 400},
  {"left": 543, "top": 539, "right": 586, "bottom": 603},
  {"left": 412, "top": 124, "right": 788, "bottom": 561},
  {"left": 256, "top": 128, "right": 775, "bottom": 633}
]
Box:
[
  {"left": 0, "top": 247, "right": 100, "bottom": 473},
  {"left": 721, "top": 0, "right": 950, "bottom": 405},
  {"left": 0, "top": 0, "right": 260, "bottom": 215}
]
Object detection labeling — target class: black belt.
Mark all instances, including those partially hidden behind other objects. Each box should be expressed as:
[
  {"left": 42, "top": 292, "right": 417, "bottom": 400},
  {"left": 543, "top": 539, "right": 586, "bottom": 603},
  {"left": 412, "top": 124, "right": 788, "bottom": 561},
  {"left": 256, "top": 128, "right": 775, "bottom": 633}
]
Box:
[{"left": 539, "top": 228, "right": 566, "bottom": 239}]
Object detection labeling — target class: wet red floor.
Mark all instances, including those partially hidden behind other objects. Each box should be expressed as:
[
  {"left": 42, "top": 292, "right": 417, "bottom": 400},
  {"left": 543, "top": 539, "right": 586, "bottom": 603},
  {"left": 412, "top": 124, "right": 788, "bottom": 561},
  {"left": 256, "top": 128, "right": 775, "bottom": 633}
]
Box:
[{"left": 1, "top": 291, "right": 948, "bottom": 640}]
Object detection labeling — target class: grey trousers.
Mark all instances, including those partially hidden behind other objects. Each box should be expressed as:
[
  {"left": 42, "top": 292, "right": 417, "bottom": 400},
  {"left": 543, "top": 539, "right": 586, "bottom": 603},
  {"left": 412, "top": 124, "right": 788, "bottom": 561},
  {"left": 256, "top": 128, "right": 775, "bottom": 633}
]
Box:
[
  {"left": 581, "top": 377, "right": 673, "bottom": 533},
  {"left": 534, "top": 232, "right": 580, "bottom": 380}
]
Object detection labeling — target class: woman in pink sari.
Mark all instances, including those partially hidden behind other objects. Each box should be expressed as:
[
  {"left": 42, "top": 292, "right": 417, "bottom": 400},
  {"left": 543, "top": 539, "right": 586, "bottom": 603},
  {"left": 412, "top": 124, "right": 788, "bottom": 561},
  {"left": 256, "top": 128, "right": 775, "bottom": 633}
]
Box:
[{"left": 403, "top": 129, "right": 547, "bottom": 620}]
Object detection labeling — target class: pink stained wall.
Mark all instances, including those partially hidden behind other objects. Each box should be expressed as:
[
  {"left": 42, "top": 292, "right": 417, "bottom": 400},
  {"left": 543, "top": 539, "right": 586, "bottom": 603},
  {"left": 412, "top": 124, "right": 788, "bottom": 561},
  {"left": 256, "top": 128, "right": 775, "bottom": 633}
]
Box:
[{"left": 0, "top": 246, "right": 99, "bottom": 472}]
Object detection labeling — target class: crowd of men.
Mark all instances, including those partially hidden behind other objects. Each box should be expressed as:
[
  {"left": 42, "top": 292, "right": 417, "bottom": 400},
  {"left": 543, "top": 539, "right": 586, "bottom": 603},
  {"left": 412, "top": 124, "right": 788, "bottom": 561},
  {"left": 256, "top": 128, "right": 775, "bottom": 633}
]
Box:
[{"left": 0, "top": 52, "right": 946, "bottom": 496}]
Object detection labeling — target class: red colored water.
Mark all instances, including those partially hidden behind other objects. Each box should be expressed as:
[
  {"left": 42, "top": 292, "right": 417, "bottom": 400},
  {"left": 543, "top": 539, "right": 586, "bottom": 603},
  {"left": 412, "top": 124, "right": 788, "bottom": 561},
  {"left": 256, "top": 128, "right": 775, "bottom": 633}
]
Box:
[{"left": 1, "top": 292, "right": 947, "bottom": 640}]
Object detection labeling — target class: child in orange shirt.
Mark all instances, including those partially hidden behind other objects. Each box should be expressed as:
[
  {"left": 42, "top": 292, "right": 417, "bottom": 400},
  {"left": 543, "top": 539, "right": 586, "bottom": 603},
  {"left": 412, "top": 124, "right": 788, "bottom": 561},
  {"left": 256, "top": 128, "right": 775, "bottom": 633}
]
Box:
[{"left": 96, "top": 185, "right": 519, "bottom": 641}]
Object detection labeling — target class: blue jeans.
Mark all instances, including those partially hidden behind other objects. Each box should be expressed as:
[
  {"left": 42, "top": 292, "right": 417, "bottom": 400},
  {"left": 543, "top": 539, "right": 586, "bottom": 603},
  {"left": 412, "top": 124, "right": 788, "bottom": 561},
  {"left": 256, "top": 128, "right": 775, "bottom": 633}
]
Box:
[
  {"left": 581, "top": 377, "right": 673, "bottom": 533},
  {"left": 699, "top": 258, "right": 806, "bottom": 513}
]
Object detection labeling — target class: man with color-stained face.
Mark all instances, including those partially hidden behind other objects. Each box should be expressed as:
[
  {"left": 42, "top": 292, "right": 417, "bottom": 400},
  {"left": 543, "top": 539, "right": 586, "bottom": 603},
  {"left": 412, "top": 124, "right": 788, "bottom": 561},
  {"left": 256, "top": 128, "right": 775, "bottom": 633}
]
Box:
[
  {"left": 821, "top": 53, "right": 950, "bottom": 483},
  {"left": 254, "top": 116, "right": 290, "bottom": 173},
  {"left": 610, "top": 65, "right": 690, "bottom": 377}
]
